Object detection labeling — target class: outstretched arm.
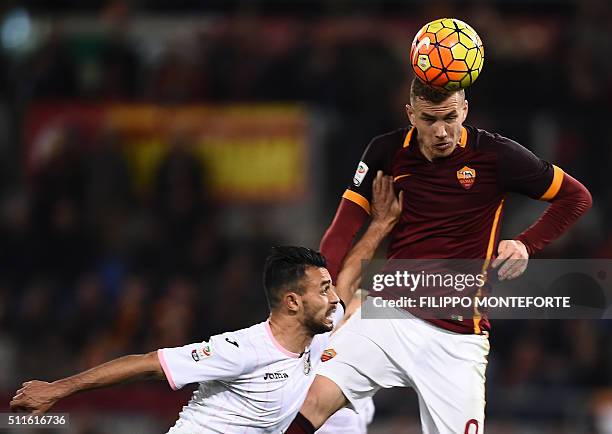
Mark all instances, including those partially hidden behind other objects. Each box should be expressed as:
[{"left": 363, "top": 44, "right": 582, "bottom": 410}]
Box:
[
  {"left": 334, "top": 171, "right": 402, "bottom": 305},
  {"left": 10, "top": 351, "right": 164, "bottom": 414}
]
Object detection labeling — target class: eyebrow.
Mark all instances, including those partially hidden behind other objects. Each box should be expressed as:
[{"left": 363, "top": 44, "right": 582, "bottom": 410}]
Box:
[
  {"left": 421, "top": 110, "right": 458, "bottom": 119},
  {"left": 321, "top": 279, "right": 332, "bottom": 287}
]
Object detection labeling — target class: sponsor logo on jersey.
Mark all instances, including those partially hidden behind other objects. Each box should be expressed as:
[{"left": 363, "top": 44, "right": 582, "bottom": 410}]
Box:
[
  {"left": 353, "top": 161, "right": 369, "bottom": 186},
  {"left": 321, "top": 348, "right": 337, "bottom": 362},
  {"left": 456, "top": 166, "right": 476, "bottom": 190},
  {"left": 263, "top": 372, "right": 289, "bottom": 381},
  {"left": 225, "top": 337, "right": 239, "bottom": 348},
  {"left": 191, "top": 342, "right": 212, "bottom": 362}
]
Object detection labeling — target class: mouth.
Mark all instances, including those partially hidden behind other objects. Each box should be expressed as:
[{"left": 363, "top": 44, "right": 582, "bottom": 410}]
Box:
[
  {"left": 324, "top": 307, "right": 336, "bottom": 323},
  {"left": 434, "top": 142, "right": 452, "bottom": 151}
]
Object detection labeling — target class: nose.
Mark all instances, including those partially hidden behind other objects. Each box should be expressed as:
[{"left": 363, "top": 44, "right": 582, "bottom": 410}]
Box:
[
  {"left": 329, "top": 287, "right": 340, "bottom": 305},
  {"left": 433, "top": 122, "right": 448, "bottom": 139}
]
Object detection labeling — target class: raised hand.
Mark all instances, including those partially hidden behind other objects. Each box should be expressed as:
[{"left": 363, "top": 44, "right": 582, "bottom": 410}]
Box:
[{"left": 371, "top": 170, "right": 403, "bottom": 229}]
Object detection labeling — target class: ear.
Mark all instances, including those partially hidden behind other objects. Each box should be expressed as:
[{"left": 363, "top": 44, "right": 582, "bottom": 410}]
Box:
[
  {"left": 461, "top": 99, "right": 469, "bottom": 123},
  {"left": 405, "top": 104, "right": 416, "bottom": 125},
  {"left": 284, "top": 292, "right": 301, "bottom": 313}
]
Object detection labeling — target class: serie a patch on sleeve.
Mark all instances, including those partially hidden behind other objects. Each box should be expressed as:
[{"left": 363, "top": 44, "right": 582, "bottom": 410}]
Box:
[
  {"left": 353, "top": 161, "right": 369, "bottom": 186},
  {"left": 192, "top": 342, "right": 213, "bottom": 362}
]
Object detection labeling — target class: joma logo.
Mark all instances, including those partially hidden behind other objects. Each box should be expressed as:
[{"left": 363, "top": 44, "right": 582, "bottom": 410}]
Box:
[{"left": 263, "top": 372, "right": 289, "bottom": 380}]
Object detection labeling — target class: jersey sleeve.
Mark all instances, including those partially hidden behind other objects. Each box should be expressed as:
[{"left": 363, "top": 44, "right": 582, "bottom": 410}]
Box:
[
  {"left": 495, "top": 135, "right": 564, "bottom": 200},
  {"left": 157, "top": 332, "right": 246, "bottom": 390},
  {"left": 344, "top": 131, "right": 403, "bottom": 214}
]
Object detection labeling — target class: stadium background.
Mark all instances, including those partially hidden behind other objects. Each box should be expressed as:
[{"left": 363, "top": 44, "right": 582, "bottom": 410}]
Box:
[{"left": 0, "top": 0, "right": 611, "bottom": 432}]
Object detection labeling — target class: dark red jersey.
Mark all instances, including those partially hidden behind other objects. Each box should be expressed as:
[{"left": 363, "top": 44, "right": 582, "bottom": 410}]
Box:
[{"left": 342, "top": 125, "right": 564, "bottom": 334}]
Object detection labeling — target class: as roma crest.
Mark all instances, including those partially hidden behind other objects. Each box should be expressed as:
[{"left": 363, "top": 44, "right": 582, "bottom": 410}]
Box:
[
  {"left": 457, "top": 166, "right": 476, "bottom": 190},
  {"left": 321, "top": 349, "right": 337, "bottom": 362}
]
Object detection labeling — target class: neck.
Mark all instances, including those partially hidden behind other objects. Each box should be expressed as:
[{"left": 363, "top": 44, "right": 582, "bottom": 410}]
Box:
[{"left": 268, "top": 312, "right": 314, "bottom": 354}]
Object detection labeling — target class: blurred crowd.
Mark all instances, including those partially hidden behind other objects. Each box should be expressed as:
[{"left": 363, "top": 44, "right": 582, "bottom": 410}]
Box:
[{"left": 1, "top": 0, "right": 612, "bottom": 432}]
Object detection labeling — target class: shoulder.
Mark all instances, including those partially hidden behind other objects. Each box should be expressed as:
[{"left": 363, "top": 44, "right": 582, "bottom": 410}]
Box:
[
  {"left": 468, "top": 126, "right": 544, "bottom": 168},
  {"left": 466, "top": 126, "right": 555, "bottom": 195},
  {"left": 366, "top": 127, "right": 410, "bottom": 152},
  {"left": 468, "top": 126, "right": 527, "bottom": 155},
  {"left": 213, "top": 322, "right": 266, "bottom": 350},
  {"left": 351, "top": 127, "right": 410, "bottom": 189},
  {"left": 357, "top": 127, "right": 411, "bottom": 174},
  {"left": 209, "top": 322, "right": 268, "bottom": 369}
]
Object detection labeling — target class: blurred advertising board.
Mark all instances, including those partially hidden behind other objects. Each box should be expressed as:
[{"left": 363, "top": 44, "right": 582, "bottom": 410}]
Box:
[{"left": 24, "top": 104, "right": 307, "bottom": 202}]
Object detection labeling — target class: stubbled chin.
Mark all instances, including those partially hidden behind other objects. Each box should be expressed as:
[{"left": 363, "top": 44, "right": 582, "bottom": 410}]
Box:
[{"left": 435, "top": 146, "right": 455, "bottom": 157}]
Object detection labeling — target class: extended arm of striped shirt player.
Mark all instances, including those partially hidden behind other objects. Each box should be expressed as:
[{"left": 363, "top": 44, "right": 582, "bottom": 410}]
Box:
[
  {"left": 332, "top": 171, "right": 402, "bottom": 306},
  {"left": 10, "top": 351, "right": 164, "bottom": 414}
]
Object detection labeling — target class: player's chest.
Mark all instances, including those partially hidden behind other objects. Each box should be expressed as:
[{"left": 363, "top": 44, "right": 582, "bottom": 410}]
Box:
[
  {"left": 236, "top": 351, "right": 319, "bottom": 394},
  {"left": 391, "top": 151, "right": 499, "bottom": 208}
]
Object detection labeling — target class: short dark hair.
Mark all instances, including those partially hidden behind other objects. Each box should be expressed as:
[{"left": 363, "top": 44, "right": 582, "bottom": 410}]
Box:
[
  {"left": 263, "top": 246, "right": 327, "bottom": 310},
  {"left": 410, "top": 77, "right": 465, "bottom": 105}
]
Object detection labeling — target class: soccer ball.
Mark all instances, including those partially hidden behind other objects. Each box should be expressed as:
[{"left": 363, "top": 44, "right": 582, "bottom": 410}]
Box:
[{"left": 410, "top": 18, "right": 484, "bottom": 91}]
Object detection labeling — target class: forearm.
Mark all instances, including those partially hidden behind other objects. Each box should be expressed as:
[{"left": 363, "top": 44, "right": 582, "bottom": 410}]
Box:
[
  {"left": 516, "top": 173, "right": 592, "bottom": 255},
  {"left": 52, "top": 351, "right": 164, "bottom": 399},
  {"left": 320, "top": 199, "right": 369, "bottom": 280},
  {"left": 335, "top": 220, "right": 392, "bottom": 302}
]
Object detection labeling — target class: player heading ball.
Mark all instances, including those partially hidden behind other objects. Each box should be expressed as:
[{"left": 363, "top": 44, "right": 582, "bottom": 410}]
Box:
[{"left": 287, "top": 17, "right": 591, "bottom": 433}]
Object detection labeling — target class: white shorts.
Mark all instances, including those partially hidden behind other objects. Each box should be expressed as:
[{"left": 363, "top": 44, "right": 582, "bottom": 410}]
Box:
[
  {"left": 316, "top": 397, "right": 375, "bottom": 434},
  {"left": 316, "top": 300, "right": 489, "bottom": 434}
]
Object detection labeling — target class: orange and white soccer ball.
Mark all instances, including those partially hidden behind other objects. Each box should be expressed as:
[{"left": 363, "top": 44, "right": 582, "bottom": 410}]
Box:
[{"left": 410, "top": 18, "right": 484, "bottom": 91}]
